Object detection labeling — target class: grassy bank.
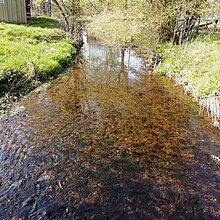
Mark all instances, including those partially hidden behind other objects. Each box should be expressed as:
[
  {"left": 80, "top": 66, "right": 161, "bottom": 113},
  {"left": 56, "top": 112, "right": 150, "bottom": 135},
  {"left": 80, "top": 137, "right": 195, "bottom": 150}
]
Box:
[
  {"left": 157, "top": 34, "right": 220, "bottom": 121},
  {"left": 0, "top": 16, "right": 77, "bottom": 95}
]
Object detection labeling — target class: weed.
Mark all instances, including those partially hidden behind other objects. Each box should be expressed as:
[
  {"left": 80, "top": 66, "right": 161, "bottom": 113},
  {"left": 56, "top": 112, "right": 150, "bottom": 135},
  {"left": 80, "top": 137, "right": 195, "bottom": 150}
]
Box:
[{"left": 157, "top": 34, "right": 220, "bottom": 100}]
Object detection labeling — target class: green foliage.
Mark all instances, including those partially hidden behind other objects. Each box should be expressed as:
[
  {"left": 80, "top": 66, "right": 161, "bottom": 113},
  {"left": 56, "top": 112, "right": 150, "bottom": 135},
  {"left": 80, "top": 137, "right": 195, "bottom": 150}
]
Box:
[
  {"left": 87, "top": 6, "right": 162, "bottom": 53},
  {"left": 51, "top": 0, "right": 83, "bottom": 36},
  {"left": 157, "top": 34, "right": 220, "bottom": 99},
  {"left": 86, "top": 0, "right": 210, "bottom": 49},
  {"left": 0, "top": 19, "right": 75, "bottom": 88},
  {"left": 27, "top": 16, "right": 59, "bottom": 29},
  {"left": 88, "top": 10, "right": 144, "bottom": 46}
]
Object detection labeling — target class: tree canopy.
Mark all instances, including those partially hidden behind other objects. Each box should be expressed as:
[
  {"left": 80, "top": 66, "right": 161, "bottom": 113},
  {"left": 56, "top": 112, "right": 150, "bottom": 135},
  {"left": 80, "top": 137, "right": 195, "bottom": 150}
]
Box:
[{"left": 32, "top": 0, "right": 219, "bottom": 49}]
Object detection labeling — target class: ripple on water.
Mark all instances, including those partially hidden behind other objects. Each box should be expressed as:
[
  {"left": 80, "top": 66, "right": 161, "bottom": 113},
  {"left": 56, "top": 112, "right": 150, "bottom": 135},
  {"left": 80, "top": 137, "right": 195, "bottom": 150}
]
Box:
[{"left": 0, "top": 38, "right": 220, "bottom": 219}]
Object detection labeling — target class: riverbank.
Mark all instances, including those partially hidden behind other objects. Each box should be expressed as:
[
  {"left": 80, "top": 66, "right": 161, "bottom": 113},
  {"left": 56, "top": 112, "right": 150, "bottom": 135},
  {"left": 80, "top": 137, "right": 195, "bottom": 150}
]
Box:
[
  {"left": 0, "top": 16, "right": 81, "bottom": 115},
  {"left": 156, "top": 34, "right": 220, "bottom": 125},
  {"left": 0, "top": 35, "right": 220, "bottom": 219},
  {"left": 87, "top": 13, "right": 220, "bottom": 125}
]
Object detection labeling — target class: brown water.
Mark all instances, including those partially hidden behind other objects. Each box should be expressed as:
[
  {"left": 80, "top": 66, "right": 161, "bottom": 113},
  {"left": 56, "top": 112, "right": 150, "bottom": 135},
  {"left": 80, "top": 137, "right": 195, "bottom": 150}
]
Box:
[{"left": 0, "top": 34, "right": 220, "bottom": 220}]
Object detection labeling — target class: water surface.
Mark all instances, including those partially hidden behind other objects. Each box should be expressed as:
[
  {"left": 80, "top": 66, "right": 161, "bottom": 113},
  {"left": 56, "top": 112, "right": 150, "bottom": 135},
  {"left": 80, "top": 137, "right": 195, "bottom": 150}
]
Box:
[{"left": 0, "top": 34, "right": 220, "bottom": 219}]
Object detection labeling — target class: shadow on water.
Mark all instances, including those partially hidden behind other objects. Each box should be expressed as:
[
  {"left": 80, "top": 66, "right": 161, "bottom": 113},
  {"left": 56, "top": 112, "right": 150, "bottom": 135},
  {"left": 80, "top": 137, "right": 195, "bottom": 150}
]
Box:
[{"left": 0, "top": 33, "right": 220, "bottom": 219}]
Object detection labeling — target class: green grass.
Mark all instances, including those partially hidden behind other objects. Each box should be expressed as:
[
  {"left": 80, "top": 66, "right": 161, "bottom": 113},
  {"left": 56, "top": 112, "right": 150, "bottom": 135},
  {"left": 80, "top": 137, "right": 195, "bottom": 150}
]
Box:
[
  {"left": 157, "top": 34, "right": 220, "bottom": 100},
  {"left": 0, "top": 17, "right": 76, "bottom": 94},
  {"left": 27, "top": 16, "right": 60, "bottom": 29}
]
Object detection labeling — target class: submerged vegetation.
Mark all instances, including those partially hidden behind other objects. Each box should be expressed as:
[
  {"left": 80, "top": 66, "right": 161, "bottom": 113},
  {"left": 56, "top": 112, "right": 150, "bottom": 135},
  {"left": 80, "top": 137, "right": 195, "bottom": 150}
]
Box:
[
  {"left": 0, "top": 1, "right": 219, "bottom": 120},
  {"left": 0, "top": 1, "right": 220, "bottom": 219},
  {"left": 1, "top": 38, "right": 220, "bottom": 219},
  {"left": 85, "top": 0, "right": 220, "bottom": 121}
]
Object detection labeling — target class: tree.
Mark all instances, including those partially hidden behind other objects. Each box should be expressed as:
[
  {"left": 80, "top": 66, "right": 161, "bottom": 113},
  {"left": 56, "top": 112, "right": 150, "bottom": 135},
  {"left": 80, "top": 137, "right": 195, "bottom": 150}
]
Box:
[
  {"left": 171, "top": 0, "right": 208, "bottom": 45},
  {"left": 32, "top": 0, "right": 83, "bottom": 39},
  {"left": 51, "top": 0, "right": 83, "bottom": 39},
  {"left": 32, "top": 0, "right": 52, "bottom": 16}
]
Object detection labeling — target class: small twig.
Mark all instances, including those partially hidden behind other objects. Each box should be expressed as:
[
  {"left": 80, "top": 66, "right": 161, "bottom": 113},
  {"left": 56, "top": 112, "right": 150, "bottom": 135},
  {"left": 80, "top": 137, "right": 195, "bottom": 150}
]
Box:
[{"left": 58, "top": 180, "right": 63, "bottom": 190}]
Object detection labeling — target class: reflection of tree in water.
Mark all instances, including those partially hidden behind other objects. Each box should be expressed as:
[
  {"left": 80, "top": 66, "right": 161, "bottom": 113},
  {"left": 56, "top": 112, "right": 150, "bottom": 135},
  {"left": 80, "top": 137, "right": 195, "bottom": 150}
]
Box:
[
  {"left": 0, "top": 41, "right": 220, "bottom": 219},
  {"left": 48, "top": 45, "right": 191, "bottom": 150},
  {"left": 83, "top": 45, "right": 130, "bottom": 89},
  {"left": 21, "top": 40, "right": 220, "bottom": 219},
  {"left": 117, "top": 47, "right": 129, "bottom": 89}
]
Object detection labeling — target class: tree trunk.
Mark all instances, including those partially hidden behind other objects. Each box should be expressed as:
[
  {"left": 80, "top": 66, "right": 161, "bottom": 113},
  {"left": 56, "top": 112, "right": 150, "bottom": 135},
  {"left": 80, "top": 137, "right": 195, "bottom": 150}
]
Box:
[{"left": 52, "top": 0, "right": 70, "bottom": 31}]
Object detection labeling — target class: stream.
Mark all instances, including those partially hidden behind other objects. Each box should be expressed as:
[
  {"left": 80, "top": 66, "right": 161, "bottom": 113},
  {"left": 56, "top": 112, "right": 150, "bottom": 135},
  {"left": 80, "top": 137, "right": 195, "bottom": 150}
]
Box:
[{"left": 0, "top": 33, "right": 220, "bottom": 220}]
